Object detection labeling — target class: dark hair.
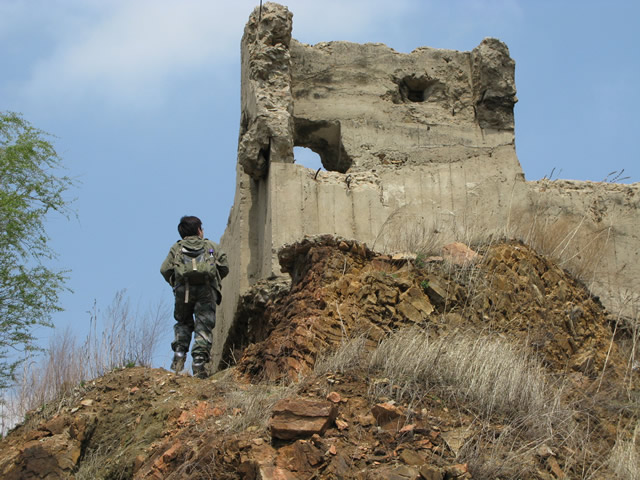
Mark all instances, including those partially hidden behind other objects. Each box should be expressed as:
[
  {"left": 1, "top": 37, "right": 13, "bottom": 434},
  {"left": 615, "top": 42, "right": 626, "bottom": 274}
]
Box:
[{"left": 178, "top": 216, "right": 202, "bottom": 238}]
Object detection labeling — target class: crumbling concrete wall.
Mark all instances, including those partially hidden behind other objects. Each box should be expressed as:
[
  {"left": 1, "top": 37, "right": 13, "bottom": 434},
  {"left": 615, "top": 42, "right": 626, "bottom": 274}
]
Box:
[{"left": 214, "top": 2, "right": 639, "bottom": 368}]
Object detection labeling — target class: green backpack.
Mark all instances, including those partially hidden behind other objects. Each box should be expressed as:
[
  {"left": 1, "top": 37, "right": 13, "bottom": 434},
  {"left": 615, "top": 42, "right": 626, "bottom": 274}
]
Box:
[{"left": 173, "top": 239, "right": 218, "bottom": 286}]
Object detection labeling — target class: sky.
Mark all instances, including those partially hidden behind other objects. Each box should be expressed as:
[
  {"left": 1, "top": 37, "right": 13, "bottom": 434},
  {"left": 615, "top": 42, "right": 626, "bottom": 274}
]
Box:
[{"left": 1, "top": 0, "right": 638, "bottom": 367}]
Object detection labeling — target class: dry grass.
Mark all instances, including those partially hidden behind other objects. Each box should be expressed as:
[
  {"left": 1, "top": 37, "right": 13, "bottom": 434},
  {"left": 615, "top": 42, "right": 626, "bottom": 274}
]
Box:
[
  {"left": 73, "top": 445, "right": 112, "bottom": 480},
  {"left": 375, "top": 200, "right": 615, "bottom": 299},
  {"left": 222, "top": 379, "right": 299, "bottom": 433},
  {"left": 315, "top": 327, "right": 561, "bottom": 421},
  {"left": 506, "top": 206, "right": 611, "bottom": 286},
  {"left": 82, "top": 290, "right": 166, "bottom": 378},
  {"left": 611, "top": 292, "right": 640, "bottom": 389},
  {"left": 368, "top": 327, "right": 548, "bottom": 418},
  {"left": 11, "top": 329, "right": 82, "bottom": 415},
  {"left": 609, "top": 423, "right": 640, "bottom": 480},
  {"left": 314, "top": 334, "right": 369, "bottom": 375},
  {"left": 1, "top": 290, "right": 168, "bottom": 435},
  {"left": 372, "top": 208, "right": 446, "bottom": 257},
  {"left": 316, "top": 329, "right": 587, "bottom": 478},
  {"left": 1, "top": 328, "right": 85, "bottom": 434},
  {"left": 373, "top": 204, "right": 502, "bottom": 262}
]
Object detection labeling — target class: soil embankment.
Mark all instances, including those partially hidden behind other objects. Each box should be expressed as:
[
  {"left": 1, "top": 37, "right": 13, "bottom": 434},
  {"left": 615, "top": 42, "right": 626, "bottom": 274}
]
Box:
[{"left": 0, "top": 236, "right": 636, "bottom": 479}]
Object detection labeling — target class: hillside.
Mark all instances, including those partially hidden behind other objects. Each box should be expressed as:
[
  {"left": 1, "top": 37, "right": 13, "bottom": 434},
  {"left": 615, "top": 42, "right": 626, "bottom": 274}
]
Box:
[{"left": 1, "top": 236, "right": 637, "bottom": 479}]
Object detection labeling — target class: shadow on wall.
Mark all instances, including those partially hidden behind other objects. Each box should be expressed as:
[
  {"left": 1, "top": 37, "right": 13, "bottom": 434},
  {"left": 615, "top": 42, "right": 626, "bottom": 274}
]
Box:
[{"left": 293, "top": 117, "right": 352, "bottom": 173}]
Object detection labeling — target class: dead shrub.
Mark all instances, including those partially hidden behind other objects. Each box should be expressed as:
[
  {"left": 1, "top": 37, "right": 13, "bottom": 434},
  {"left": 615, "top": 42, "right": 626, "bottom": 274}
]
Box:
[
  {"left": 1, "top": 291, "right": 168, "bottom": 435},
  {"left": 82, "top": 290, "right": 167, "bottom": 378},
  {"left": 2, "top": 328, "right": 83, "bottom": 433}
]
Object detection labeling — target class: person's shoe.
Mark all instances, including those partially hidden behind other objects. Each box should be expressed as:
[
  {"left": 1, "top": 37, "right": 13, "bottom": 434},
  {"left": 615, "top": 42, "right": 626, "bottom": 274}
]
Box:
[
  {"left": 192, "top": 356, "right": 209, "bottom": 379},
  {"left": 171, "top": 351, "right": 186, "bottom": 373}
]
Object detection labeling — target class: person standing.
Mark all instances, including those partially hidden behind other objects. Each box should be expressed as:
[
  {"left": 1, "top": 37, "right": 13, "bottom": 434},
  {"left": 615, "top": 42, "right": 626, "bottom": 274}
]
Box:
[{"left": 160, "top": 216, "right": 229, "bottom": 378}]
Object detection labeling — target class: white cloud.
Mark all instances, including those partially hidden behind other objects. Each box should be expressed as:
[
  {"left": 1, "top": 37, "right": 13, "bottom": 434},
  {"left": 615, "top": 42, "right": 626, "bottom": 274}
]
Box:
[
  {"left": 20, "top": 1, "right": 253, "bottom": 107},
  {"left": 13, "top": 0, "right": 522, "bottom": 109}
]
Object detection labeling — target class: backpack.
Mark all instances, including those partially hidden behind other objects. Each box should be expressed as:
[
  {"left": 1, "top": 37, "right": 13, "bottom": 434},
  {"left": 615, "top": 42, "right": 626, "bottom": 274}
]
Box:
[{"left": 173, "top": 239, "right": 218, "bottom": 286}]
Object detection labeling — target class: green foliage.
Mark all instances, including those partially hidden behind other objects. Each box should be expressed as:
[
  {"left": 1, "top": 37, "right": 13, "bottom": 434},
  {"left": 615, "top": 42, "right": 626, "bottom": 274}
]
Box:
[
  {"left": 420, "top": 279, "right": 430, "bottom": 292},
  {"left": 0, "top": 111, "right": 74, "bottom": 389}
]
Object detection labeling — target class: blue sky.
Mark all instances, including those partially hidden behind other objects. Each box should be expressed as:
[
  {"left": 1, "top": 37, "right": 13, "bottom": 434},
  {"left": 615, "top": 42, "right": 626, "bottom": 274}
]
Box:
[{"left": 1, "top": 0, "right": 638, "bottom": 367}]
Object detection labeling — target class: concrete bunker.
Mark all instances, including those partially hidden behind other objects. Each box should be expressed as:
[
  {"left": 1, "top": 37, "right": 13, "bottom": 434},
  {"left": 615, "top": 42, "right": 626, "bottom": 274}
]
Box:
[{"left": 214, "top": 3, "right": 640, "bottom": 371}]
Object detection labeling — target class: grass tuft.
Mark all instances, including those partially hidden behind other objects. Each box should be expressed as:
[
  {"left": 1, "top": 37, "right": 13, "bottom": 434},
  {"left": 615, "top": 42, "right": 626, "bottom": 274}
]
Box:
[
  {"left": 222, "top": 380, "right": 299, "bottom": 433},
  {"left": 609, "top": 423, "right": 640, "bottom": 480},
  {"left": 369, "top": 327, "right": 547, "bottom": 418}
]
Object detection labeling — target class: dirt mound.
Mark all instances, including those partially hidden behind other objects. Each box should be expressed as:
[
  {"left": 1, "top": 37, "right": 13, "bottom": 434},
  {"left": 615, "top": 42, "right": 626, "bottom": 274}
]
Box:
[
  {"left": 0, "top": 237, "right": 636, "bottom": 479},
  {"left": 236, "top": 236, "right": 621, "bottom": 381}
]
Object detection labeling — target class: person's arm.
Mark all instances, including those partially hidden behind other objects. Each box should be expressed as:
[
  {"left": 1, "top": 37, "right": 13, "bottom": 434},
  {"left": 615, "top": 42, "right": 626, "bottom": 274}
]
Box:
[{"left": 160, "top": 243, "right": 178, "bottom": 285}]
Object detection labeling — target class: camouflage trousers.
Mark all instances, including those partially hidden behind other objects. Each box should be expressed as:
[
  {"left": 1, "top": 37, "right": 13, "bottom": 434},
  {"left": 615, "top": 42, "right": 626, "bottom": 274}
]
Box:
[{"left": 171, "top": 283, "right": 217, "bottom": 362}]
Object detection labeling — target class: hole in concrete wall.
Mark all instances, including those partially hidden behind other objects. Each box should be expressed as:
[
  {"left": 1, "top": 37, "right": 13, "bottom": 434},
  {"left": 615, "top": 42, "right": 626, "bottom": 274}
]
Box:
[
  {"left": 293, "top": 117, "right": 352, "bottom": 173},
  {"left": 294, "top": 147, "right": 324, "bottom": 171},
  {"left": 396, "top": 75, "right": 446, "bottom": 103}
]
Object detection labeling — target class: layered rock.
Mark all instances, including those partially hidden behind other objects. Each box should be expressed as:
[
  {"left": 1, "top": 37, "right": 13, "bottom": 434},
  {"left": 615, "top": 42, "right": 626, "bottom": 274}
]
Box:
[{"left": 235, "top": 236, "right": 621, "bottom": 382}]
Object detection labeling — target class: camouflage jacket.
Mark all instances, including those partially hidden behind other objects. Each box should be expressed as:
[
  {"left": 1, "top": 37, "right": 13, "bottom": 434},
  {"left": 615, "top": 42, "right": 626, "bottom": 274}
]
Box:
[{"left": 160, "top": 236, "right": 229, "bottom": 300}]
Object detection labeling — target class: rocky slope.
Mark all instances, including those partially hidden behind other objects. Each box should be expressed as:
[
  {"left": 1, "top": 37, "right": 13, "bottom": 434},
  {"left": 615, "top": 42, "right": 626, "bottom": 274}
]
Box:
[{"left": 0, "top": 236, "right": 637, "bottom": 479}]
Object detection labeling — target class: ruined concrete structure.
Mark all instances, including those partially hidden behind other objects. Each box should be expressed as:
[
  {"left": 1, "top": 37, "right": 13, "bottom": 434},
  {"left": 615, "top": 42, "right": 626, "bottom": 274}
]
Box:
[{"left": 213, "top": 3, "right": 639, "bottom": 368}]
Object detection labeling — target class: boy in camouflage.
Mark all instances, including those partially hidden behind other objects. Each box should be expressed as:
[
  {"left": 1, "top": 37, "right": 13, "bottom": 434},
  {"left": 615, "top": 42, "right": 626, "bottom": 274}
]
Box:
[{"left": 160, "top": 216, "right": 229, "bottom": 378}]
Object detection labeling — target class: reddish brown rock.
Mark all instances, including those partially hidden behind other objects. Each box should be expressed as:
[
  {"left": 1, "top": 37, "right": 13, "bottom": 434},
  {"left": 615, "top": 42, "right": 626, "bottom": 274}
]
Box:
[
  {"left": 547, "top": 457, "right": 567, "bottom": 479},
  {"left": 275, "top": 439, "right": 324, "bottom": 472},
  {"left": 149, "top": 441, "right": 183, "bottom": 479},
  {"left": 444, "top": 463, "right": 469, "bottom": 478},
  {"left": 335, "top": 419, "right": 348, "bottom": 431},
  {"left": 2, "top": 434, "right": 82, "bottom": 480},
  {"left": 399, "top": 424, "right": 416, "bottom": 434},
  {"left": 326, "top": 391, "right": 341, "bottom": 403},
  {"left": 371, "top": 464, "right": 421, "bottom": 479},
  {"left": 0, "top": 413, "right": 98, "bottom": 480},
  {"left": 398, "top": 448, "right": 424, "bottom": 466},
  {"left": 420, "top": 464, "right": 445, "bottom": 480},
  {"left": 259, "top": 465, "right": 301, "bottom": 480},
  {"left": 371, "top": 402, "right": 403, "bottom": 425},
  {"left": 40, "top": 415, "right": 70, "bottom": 435},
  {"left": 442, "top": 242, "right": 478, "bottom": 265},
  {"left": 270, "top": 398, "right": 338, "bottom": 440},
  {"left": 397, "top": 285, "right": 434, "bottom": 322}
]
